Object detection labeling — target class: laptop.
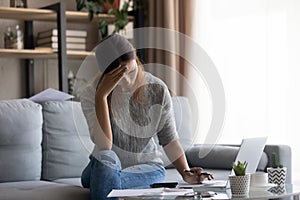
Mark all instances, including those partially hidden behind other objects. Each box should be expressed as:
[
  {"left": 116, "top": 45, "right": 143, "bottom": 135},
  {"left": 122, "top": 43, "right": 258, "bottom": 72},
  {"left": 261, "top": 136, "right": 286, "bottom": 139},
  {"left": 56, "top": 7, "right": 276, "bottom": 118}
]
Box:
[{"left": 179, "top": 137, "right": 267, "bottom": 191}]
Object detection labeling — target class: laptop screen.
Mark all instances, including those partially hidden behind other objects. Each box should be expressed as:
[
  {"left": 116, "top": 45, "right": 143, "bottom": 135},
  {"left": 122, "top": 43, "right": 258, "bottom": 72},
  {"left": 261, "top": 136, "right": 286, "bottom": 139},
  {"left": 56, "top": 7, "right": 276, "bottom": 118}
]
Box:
[{"left": 234, "top": 137, "right": 267, "bottom": 174}]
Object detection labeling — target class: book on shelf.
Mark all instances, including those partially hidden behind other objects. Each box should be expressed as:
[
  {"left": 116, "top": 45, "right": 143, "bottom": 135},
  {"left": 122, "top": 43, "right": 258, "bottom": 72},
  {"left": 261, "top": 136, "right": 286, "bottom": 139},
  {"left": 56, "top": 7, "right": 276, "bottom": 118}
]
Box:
[
  {"left": 38, "top": 29, "right": 88, "bottom": 38},
  {"left": 37, "top": 36, "right": 86, "bottom": 46},
  {"left": 36, "top": 42, "right": 86, "bottom": 51}
]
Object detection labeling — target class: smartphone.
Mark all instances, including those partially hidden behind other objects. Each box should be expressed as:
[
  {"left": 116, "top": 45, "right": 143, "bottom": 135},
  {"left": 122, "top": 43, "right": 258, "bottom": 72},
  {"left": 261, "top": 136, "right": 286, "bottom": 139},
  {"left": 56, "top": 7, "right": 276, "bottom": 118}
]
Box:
[{"left": 150, "top": 182, "right": 178, "bottom": 188}]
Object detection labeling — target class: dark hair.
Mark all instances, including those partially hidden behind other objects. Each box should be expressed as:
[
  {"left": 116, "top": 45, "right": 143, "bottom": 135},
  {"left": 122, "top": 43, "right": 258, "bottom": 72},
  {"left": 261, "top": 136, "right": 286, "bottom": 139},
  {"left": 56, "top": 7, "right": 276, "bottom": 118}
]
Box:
[{"left": 103, "top": 51, "right": 135, "bottom": 75}]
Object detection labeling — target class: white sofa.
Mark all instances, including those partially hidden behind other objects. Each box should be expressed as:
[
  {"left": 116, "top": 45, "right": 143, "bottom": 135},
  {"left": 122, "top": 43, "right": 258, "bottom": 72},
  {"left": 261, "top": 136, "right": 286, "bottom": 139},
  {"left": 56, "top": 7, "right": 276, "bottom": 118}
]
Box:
[{"left": 0, "top": 98, "right": 292, "bottom": 200}]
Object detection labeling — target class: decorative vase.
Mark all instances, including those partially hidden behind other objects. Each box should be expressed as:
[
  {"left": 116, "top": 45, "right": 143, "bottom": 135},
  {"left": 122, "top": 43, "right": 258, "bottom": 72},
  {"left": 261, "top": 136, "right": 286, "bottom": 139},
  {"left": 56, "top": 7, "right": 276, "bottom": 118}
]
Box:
[
  {"left": 229, "top": 174, "right": 251, "bottom": 197},
  {"left": 267, "top": 167, "right": 287, "bottom": 186}
]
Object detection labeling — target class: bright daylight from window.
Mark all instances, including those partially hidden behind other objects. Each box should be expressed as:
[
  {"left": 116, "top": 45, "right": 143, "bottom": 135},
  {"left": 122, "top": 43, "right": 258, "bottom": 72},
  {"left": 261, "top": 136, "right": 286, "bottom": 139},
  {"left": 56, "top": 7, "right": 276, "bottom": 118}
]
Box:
[{"left": 191, "top": 0, "right": 300, "bottom": 184}]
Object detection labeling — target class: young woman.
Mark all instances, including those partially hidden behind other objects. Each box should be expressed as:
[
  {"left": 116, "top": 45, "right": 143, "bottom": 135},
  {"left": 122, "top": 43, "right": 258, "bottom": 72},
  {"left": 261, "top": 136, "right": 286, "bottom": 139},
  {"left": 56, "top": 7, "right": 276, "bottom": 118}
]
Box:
[{"left": 80, "top": 34, "right": 212, "bottom": 200}]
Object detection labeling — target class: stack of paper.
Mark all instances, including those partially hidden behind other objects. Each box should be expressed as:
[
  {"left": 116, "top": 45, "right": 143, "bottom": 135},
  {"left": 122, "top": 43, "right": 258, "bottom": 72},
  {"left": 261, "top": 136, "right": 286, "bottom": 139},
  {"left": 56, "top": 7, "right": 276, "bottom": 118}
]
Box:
[
  {"left": 29, "top": 88, "right": 74, "bottom": 103},
  {"left": 107, "top": 188, "right": 194, "bottom": 198}
]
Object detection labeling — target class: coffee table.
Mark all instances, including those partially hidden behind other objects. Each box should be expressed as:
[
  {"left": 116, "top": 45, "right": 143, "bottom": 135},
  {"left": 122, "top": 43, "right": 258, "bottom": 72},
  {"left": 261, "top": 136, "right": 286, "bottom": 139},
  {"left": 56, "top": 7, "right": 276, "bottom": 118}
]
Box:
[
  {"left": 222, "top": 184, "right": 300, "bottom": 200},
  {"left": 121, "top": 184, "right": 300, "bottom": 200}
]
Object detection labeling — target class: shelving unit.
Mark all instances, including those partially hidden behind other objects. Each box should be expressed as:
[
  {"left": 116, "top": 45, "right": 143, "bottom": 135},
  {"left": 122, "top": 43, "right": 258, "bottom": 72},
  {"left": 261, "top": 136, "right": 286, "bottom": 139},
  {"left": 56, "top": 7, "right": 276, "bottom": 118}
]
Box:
[
  {"left": 0, "top": 6, "right": 130, "bottom": 60},
  {"left": 0, "top": 4, "right": 134, "bottom": 97},
  {"left": 0, "top": 6, "right": 134, "bottom": 60},
  {"left": 0, "top": 49, "right": 94, "bottom": 59},
  {"left": 0, "top": 7, "right": 133, "bottom": 23}
]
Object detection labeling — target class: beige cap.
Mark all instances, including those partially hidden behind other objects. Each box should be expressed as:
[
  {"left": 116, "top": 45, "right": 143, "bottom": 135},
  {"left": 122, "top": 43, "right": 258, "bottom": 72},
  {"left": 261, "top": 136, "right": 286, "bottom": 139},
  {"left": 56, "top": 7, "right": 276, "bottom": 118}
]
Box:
[{"left": 95, "top": 34, "right": 135, "bottom": 72}]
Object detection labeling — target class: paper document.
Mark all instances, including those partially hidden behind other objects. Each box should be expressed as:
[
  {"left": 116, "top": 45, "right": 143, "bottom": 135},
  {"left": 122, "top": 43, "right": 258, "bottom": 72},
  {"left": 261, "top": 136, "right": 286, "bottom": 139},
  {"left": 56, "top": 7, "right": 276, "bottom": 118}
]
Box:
[
  {"left": 29, "top": 88, "right": 74, "bottom": 103},
  {"left": 107, "top": 187, "right": 194, "bottom": 198},
  {"left": 179, "top": 180, "right": 227, "bottom": 188}
]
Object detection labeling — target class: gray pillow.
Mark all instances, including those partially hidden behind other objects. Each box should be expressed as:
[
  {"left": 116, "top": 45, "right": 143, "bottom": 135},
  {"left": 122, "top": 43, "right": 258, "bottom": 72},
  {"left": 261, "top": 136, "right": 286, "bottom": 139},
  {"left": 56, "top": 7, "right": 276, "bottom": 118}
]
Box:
[
  {"left": 41, "top": 101, "right": 93, "bottom": 181},
  {"left": 156, "top": 96, "right": 193, "bottom": 167},
  {"left": 186, "top": 144, "right": 240, "bottom": 170},
  {"left": 0, "top": 99, "right": 43, "bottom": 182},
  {"left": 172, "top": 96, "right": 193, "bottom": 150},
  {"left": 186, "top": 144, "right": 268, "bottom": 171}
]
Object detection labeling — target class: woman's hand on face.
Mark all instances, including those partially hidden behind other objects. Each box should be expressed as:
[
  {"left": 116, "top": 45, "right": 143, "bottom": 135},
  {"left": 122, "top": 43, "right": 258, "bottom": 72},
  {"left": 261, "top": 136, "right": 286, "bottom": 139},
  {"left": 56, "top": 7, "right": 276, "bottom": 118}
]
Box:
[
  {"left": 96, "top": 65, "right": 128, "bottom": 99},
  {"left": 183, "top": 167, "right": 214, "bottom": 184}
]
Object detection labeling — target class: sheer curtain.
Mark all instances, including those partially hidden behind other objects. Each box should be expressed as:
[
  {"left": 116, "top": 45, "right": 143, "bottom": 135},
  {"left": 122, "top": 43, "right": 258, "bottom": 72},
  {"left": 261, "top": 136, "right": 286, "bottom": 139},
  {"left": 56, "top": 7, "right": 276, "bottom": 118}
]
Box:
[
  {"left": 143, "top": 0, "right": 195, "bottom": 95},
  {"left": 191, "top": 0, "right": 300, "bottom": 184}
]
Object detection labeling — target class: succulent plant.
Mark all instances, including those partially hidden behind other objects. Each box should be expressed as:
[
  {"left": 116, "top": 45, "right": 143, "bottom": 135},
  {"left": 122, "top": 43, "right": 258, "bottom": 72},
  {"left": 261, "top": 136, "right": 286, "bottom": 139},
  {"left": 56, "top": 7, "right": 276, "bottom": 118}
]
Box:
[
  {"left": 232, "top": 161, "right": 248, "bottom": 176},
  {"left": 271, "top": 152, "right": 283, "bottom": 168}
]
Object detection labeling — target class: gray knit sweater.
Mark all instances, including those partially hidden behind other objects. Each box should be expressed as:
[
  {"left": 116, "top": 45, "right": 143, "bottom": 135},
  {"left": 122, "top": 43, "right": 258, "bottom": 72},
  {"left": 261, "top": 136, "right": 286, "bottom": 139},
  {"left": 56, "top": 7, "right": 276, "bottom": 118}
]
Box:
[{"left": 80, "top": 72, "right": 178, "bottom": 168}]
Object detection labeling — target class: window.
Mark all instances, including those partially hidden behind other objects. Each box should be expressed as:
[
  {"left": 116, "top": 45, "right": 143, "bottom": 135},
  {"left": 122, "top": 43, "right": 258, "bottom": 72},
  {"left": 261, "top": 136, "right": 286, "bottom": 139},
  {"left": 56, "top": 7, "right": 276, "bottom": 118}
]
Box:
[{"left": 192, "top": 0, "right": 300, "bottom": 184}]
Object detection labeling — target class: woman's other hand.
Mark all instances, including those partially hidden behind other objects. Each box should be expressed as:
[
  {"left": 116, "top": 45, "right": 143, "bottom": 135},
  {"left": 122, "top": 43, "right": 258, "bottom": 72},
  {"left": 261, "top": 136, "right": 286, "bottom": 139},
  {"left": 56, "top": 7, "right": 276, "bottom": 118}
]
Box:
[{"left": 183, "top": 167, "right": 214, "bottom": 184}]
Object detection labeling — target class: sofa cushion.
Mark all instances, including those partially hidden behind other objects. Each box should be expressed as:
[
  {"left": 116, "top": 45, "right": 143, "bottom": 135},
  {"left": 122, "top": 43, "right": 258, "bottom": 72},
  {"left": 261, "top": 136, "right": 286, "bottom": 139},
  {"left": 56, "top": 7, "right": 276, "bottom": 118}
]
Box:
[
  {"left": 186, "top": 144, "right": 268, "bottom": 171},
  {"left": 186, "top": 145, "right": 239, "bottom": 170},
  {"left": 41, "top": 101, "right": 93, "bottom": 181},
  {"left": 0, "top": 99, "right": 43, "bottom": 182},
  {"left": 172, "top": 96, "right": 193, "bottom": 150},
  {"left": 0, "top": 180, "right": 89, "bottom": 200},
  {"left": 156, "top": 96, "right": 193, "bottom": 167}
]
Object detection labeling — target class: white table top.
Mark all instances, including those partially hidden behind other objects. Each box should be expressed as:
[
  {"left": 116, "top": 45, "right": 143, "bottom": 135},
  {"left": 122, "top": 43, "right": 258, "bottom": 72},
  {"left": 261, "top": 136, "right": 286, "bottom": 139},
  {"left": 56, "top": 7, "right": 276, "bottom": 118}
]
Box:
[
  {"left": 123, "top": 184, "right": 300, "bottom": 200},
  {"left": 222, "top": 184, "right": 300, "bottom": 200}
]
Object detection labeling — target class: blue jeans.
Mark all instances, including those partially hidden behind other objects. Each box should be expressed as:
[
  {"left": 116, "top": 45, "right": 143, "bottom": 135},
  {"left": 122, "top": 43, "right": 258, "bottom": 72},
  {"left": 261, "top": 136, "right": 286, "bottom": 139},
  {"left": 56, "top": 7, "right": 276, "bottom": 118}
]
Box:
[{"left": 81, "top": 150, "right": 166, "bottom": 200}]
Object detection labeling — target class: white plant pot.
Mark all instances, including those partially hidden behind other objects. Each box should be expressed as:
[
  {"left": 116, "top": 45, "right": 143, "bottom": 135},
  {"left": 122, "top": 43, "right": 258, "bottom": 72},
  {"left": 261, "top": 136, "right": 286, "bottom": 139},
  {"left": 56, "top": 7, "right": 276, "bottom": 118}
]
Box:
[
  {"left": 229, "top": 174, "right": 251, "bottom": 197},
  {"left": 267, "top": 167, "right": 287, "bottom": 186}
]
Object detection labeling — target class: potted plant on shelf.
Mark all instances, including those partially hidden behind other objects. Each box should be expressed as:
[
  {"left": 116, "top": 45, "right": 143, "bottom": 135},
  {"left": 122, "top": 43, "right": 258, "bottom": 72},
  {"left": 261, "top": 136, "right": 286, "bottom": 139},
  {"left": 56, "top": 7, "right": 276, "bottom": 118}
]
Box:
[
  {"left": 267, "top": 152, "right": 287, "bottom": 186},
  {"left": 75, "top": 0, "right": 136, "bottom": 36},
  {"left": 229, "top": 161, "right": 250, "bottom": 197}
]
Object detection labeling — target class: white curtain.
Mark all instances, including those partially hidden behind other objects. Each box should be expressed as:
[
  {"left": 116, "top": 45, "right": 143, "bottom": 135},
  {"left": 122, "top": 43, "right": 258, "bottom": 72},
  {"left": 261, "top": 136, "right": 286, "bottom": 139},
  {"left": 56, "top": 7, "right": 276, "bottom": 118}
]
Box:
[{"left": 191, "top": 0, "right": 300, "bottom": 184}]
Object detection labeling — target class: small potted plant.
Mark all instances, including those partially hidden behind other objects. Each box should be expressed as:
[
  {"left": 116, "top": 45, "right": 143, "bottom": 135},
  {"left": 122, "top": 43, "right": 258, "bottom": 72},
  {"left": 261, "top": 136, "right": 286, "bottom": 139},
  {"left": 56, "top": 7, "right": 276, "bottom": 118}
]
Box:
[
  {"left": 267, "top": 152, "right": 287, "bottom": 186},
  {"left": 229, "top": 161, "right": 251, "bottom": 197}
]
